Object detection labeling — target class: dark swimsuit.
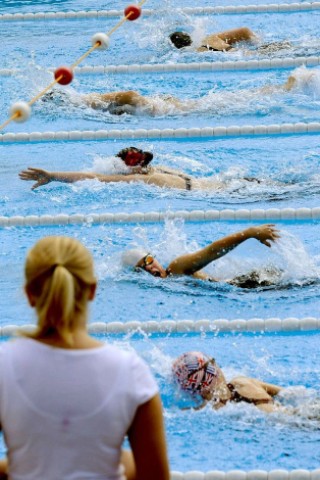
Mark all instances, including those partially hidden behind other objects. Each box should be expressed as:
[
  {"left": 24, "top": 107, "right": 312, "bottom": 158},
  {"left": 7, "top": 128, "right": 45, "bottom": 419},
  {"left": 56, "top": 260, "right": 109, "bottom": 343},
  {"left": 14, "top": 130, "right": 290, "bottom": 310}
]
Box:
[
  {"left": 227, "top": 383, "right": 272, "bottom": 406},
  {"left": 201, "top": 45, "right": 221, "bottom": 52},
  {"left": 157, "top": 168, "right": 192, "bottom": 190}
]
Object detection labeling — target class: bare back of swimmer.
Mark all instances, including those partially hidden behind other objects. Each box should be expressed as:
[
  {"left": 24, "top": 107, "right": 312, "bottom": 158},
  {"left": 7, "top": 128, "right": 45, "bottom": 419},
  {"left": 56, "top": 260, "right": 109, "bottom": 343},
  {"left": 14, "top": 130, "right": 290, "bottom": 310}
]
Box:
[{"left": 82, "top": 90, "right": 197, "bottom": 116}]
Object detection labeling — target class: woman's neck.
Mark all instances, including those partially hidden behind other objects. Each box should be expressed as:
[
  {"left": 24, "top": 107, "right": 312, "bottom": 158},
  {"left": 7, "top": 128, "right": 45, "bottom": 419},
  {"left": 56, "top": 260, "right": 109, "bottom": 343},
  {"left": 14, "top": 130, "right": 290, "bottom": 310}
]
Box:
[{"left": 36, "top": 327, "right": 103, "bottom": 350}]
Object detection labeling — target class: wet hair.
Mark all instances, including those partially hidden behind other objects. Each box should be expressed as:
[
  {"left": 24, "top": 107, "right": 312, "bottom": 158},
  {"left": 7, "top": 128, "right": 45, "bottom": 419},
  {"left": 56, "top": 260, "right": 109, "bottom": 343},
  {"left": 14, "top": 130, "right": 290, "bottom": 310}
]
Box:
[
  {"left": 169, "top": 32, "right": 192, "bottom": 49},
  {"left": 24, "top": 236, "right": 96, "bottom": 346},
  {"left": 116, "top": 147, "right": 153, "bottom": 167}
]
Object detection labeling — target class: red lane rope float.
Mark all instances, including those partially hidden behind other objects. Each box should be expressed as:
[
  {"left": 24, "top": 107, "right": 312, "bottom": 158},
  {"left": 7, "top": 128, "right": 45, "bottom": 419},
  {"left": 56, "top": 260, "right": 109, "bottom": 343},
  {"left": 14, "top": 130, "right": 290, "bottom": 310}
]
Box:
[
  {"left": 0, "top": 1, "right": 145, "bottom": 131},
  {"left": 124, "top": 5, "right": 142, "bottom": 20},
  {"left": 54, "top": 66, "right": 74, "bottom": 85}
]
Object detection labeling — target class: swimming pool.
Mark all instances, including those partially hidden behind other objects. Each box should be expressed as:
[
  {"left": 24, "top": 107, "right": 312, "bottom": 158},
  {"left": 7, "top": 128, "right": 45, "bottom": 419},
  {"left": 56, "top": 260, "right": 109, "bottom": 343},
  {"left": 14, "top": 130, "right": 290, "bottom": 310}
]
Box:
[{"left": 1, "top": 0, "right": 320, "bottom": 475}]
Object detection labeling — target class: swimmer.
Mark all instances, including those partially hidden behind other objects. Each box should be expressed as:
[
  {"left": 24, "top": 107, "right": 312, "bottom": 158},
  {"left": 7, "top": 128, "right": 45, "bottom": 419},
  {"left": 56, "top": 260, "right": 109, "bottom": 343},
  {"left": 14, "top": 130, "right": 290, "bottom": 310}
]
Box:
[
  {"left": 172, "top": 351, "right": 283, "bottom": 412},
  {"left": 42, "top": 67, "right": 318, "bottom": 116},
  {"left": 82, "top": 90, "right": 198, "bottom": 116},
  {"left": 19, "top": 146, "right": 265, "bottom": 191},
  {"left": 122, "top": 224, "right": 280, "bottom": 287},
  {"left": 169, "top": 27, "right": 256, "bottom": 52},
  {"left": 169, "top": 28, "right": 291, "bottom": 54}
]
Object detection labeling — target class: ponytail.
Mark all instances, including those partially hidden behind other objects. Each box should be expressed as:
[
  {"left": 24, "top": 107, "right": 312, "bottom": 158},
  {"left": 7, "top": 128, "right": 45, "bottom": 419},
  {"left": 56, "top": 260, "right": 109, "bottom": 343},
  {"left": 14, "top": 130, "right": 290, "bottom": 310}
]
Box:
[{"left": 23, "top": 237, "right": 96, "bottom": 345}]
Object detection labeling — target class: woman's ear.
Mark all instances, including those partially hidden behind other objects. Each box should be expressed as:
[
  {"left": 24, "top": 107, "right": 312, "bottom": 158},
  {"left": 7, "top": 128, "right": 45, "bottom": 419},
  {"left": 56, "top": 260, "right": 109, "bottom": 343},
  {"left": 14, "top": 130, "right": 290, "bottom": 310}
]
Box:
[
  {"left": 88, "top": 282, "right": 97, "bottom": 301},
  {"left": 25, "top": 286, "right": 36, "bottom": 307}
]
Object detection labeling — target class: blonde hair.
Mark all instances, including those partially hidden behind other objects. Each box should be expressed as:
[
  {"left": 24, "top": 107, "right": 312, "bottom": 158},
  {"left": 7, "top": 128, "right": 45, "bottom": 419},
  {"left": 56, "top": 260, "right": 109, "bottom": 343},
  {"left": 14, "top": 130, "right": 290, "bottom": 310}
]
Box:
[{"left": 24, "top": 236, "right": 96, "bottom": 345}]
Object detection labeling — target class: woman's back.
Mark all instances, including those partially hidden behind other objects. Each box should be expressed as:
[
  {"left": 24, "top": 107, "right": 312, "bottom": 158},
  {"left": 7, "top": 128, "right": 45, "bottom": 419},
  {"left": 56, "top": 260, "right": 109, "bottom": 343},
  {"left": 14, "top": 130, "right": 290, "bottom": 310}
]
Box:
[{"left": 0, "top": 338, "right": 158, "bottom": 480}]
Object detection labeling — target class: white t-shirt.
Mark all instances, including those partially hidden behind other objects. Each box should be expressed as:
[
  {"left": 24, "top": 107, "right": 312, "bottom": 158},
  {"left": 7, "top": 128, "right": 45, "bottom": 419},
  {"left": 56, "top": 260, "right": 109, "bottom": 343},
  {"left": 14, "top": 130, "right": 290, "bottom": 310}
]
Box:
[{"left": 0, "top": 338, "right": 158, "bottom": 480}]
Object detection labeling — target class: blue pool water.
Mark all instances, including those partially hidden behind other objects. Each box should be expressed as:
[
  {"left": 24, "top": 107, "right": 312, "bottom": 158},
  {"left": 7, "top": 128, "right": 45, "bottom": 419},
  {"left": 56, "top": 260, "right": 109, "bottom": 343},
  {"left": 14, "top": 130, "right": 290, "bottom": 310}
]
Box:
[{"left": 1, "top": 0, "right": 320, "bottom": 473}]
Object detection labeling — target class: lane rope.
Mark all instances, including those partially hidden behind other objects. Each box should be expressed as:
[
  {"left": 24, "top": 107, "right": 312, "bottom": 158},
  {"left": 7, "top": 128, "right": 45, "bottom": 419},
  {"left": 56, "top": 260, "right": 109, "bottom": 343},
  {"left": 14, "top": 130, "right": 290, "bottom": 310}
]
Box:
[
  {"left": 1, "top": 121, "right": 320, "bottom": 143},
  {"left": 0, "top": 206, "right": 319, "bottom": 228},
  {"left": 1, "top": 2, "right": 319, "bottom": 21},
  {"left": 1, "top": 317, "right": 319, "bottom": 336}
]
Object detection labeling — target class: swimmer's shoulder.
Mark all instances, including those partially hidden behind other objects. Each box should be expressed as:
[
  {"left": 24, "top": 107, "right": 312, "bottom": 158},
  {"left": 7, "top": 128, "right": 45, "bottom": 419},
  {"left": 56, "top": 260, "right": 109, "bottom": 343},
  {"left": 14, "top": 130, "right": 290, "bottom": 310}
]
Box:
[{"left": 230, "top": 376, "right": 274, "bottom": 402}]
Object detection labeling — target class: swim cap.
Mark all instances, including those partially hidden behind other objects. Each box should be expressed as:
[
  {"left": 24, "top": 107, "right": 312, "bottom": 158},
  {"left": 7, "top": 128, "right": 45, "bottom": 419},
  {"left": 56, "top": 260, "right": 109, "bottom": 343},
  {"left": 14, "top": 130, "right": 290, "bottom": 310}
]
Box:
[
  {"left": 172, "top": 351, "right": 219, "bottom": 396},
  {"left": 116, "top": 147, "right": 153, "bottom": 167},
  {"left": 169, "top": 32, "right": 192, "bottom": 49},
  {"left": 122, "top": 248, "right": 148, "bottom": 268}
]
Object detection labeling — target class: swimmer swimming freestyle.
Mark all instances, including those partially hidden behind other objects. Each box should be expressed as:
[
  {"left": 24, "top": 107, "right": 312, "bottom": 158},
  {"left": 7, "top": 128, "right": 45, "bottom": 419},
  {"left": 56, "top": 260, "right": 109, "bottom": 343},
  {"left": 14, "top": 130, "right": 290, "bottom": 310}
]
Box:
[
  {"left": 169, "top": 27, "right": 291, "bottom": 54},
  {"left": 172, "top": 351, "right": 283, "bottom": 412},
  {"left": 122, "top": 224, "right": 280, "bottom": 287},
  {"left": 40, "top": 66, "right": 319, "bottom": 117},
  {"left": 169, "top": 27, "right": 257, "bottom": 52}
]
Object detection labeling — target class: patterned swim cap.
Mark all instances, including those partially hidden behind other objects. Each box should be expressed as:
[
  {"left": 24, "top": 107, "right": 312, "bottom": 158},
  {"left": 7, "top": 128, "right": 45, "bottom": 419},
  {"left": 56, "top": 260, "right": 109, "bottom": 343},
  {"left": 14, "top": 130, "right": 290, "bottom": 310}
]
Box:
[{"left": 172, "top": 351, "right": 220, "bottom": 397}]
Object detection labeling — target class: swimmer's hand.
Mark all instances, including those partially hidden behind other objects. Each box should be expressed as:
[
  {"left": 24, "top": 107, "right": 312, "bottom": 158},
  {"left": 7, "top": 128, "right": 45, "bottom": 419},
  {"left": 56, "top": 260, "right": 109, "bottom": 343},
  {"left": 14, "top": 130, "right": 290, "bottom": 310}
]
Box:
[
  {"left": 19, "top": 167, "right": 52, "bottom": 190},
  {"left": 245, "top": 224, "right": 280, "bottom": 247}
]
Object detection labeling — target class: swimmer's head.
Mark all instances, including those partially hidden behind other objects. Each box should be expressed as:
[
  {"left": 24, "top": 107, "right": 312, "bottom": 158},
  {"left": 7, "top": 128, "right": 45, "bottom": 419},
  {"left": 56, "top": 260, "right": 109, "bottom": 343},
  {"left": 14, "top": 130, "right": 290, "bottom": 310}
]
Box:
[
  {"left": 116, "top": 147, "right": 153, "bottom": 168},
  {"left": 172, "top": 351, "right": 222, "bottom": 398},
  {"left": 169, "top": 32, "right": 192, "bottom": 49},
  {"left": 106, "top": 101, "right": 136, "bottom": 116},
  {"left": 122, "top": 249, "right": 167, "bottom": 278},
  {"left": 122, "top": 248, "right": 148, "bottom": 268}
]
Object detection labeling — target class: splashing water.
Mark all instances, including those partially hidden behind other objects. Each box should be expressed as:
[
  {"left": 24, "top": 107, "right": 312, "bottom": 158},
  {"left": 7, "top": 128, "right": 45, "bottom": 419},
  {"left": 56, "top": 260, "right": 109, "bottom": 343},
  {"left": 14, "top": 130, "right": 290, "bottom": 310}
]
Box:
[{"left": 272, "top": 230, "right": 320, "bottom": 283}]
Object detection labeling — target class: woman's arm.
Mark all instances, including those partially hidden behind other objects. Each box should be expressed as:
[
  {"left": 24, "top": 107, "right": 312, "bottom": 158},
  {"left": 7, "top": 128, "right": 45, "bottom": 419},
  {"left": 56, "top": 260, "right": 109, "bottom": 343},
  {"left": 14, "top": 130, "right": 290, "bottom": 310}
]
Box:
[
  {"left": 0, "top": 458, "right": 8, "bottom": 479},
  {"left": 127, "top": 394, "right": 170, "bottom": 480},
  {"left": 19, "top": 167, "right": 146, "bottom": 190},
  {"left": 168, "top": 224, "right": 280, "bottom": 275}
]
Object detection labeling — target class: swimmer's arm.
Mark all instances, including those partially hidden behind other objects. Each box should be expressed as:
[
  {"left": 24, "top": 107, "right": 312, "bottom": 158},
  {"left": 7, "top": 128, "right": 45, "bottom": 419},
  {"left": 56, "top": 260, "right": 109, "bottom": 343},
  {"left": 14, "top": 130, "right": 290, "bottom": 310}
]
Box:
[
  {"left": 197, "top": 35, "right": 231, "bottom": 52},
  {"left": 19, "top": 168, "right": 149, "bottom": 189},
  {"left": 254, "top": 379, "right": 283, "bottom": 396},
  {"left": 168, "top": 224, "right": 280, "bottom": 275}
]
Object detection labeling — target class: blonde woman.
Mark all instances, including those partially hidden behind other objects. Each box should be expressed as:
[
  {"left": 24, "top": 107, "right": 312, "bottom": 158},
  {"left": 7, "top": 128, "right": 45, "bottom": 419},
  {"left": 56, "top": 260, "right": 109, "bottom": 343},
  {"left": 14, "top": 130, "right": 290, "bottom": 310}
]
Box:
[{"left": 0, "top": 237, "right": 169, "bottom": 480}]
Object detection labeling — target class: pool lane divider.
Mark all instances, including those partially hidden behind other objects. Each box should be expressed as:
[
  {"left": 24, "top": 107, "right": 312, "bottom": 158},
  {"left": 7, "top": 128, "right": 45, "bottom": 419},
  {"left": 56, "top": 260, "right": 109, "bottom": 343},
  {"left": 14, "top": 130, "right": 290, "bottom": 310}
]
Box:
[
  {"left": 1, "top": 2, "right": 319, "bottom": 21},
  {"left": 1, "top": 317, "right": 320, "bottom": 336},
  {"left": 2, "top": 121, "right": 320, "bottom": 143},
  {"left": 1, "top": 55, "right": 319, "bottom": 77},
  {"left": 1, "top": 207, "right": 320, "bottom": 228},
  {"left": 170, "top": 471, "right": 320, "bottom": 479}
]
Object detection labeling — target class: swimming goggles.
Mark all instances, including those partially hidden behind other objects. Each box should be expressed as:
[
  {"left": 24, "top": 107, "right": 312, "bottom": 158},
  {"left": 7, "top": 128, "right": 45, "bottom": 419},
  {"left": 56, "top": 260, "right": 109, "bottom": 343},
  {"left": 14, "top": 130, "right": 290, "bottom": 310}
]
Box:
[
  {"left": 186, "top": 357, "right": 217, "bottom": 393},
  {"left": 135, "top": 253, "right": 155, "bottom": 272},
  {"left": 141, "top": 253, "right": 155, "bottom": 268},
  {"left": 187, "top": 357, "right": 216, "bottom": 379}
]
